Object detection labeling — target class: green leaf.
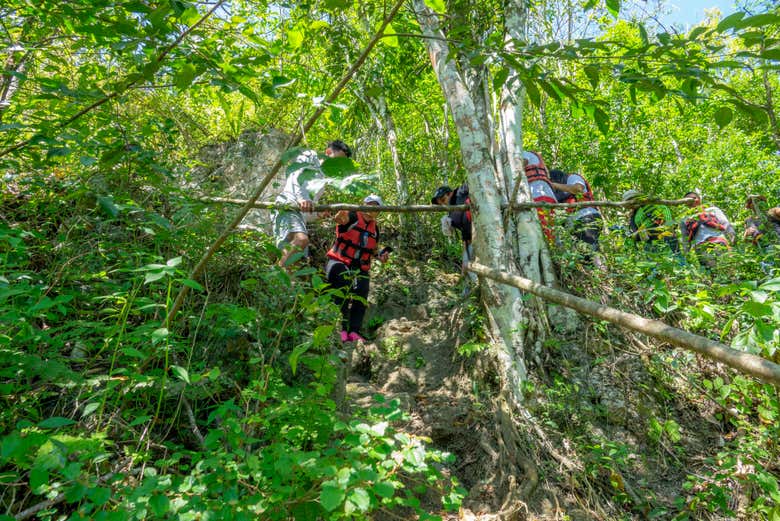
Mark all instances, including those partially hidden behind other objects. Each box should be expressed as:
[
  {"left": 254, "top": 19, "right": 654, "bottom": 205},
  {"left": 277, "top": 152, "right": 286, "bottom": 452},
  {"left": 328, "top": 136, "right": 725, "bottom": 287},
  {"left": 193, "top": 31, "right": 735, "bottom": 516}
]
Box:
[
  {"left": 382, "top": 23, "right": 399, "bottom": 48},
  {"left": 348, "top": 487, "right": 371, "bottom": 512},
  {"left": 713, "top": 107, "right": 733, "bottom": 129},
  {"left": 288, "top": 343, "right": 310, "bottom": 376},
  {"left": 320, "top": 482, "right": 345, "bottom": 511},
  {"left": 87, "top": 486, "right": 111, "bottom": 506},
  {"left": 166, "top": 257, "right": 182, "bottom": 267},
  {"left": 716, "top": 12, "right": 746, "bottom": 33},
  {"left": 320, "top": 156, "right": 357, "bottom": 178},
  {"left": 493, "top": 68, "right": 510, "bottom": 92},
  {"left": 423, "top": 0, "right": 446, "bottom": 14},
  {"left": 174, "top": 63, "right": 197, "bottom": 90},
  {"left": 29, "top": 467, "right": 49, "bottom": 491},
  {"left": 605, "top": 0, "right": 620, "bottom": 19},
  {"left": 97, "top": 196, "right": 120, "bottom": 218},
  {"left": 38, "top": 417, "right": 76, "bottom": 429},
  {"left": 761, "top": 48, "right": 780, "bottom": 61},
  {"left": 171, "top": 365, "right": 189, "bottom": 383},
  {"left": 759, "top": 278, "right": 780, "bottom": 292},
  {"left": 151, "top": 328, "right": 169, "bottom": 344},
  {"left": 144, "top": 270, "right": 167, "bottom": 284},
  {"left": 83, "top": 402, "right": 101, "bottom": 417},
  {"left": 372, "top": 481, "right": 395, "bottom": 498},
  {"left": 313, "top": 325, "right": 333, "bottom": 348},
  {"left": 149, "top": 493, "right": 170, "bottom": 516},
  {"left": 287, "top": 28, "right": 303, "bottom": 50},
  {"left": 180, "top": 278, "right": 204, "bottom": 291},
  {"left": 593, "top": 107, "right": 610, "bottom": 135}
]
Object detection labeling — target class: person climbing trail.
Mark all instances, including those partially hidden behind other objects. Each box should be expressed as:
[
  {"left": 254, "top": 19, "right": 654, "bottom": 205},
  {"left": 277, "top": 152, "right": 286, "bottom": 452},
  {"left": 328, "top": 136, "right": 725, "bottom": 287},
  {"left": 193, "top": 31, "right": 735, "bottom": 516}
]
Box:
[
  {"left": 622, "top": 189, "right": 680, "bottom": 254},
  {"left": 431, "top": 183, "right": 478, "bottom": 288},
  {"left": 549, "top": 169, "right": 604, "bottom": 268},
  {"left": 744, "top": 194, "right": 780, "bottom": 246},
  {"left": 679, "top": 190, "right": 735, "bottom": 270},
  {"left": 325, "top": 194, "right": 390, "bottom": 342},
  {"left": 522, "top": 150, "right": 557, "bottom": 242},
  {"left": 273, "top": 140, "right": 352, "bottom": 269}
]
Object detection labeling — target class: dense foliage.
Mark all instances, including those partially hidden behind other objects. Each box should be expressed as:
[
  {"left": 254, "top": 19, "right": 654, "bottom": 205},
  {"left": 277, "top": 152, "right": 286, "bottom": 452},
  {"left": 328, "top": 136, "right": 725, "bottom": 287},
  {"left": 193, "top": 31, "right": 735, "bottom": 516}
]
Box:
[{"left": 1, "top": 0, "right": 779, "bottom": 519}]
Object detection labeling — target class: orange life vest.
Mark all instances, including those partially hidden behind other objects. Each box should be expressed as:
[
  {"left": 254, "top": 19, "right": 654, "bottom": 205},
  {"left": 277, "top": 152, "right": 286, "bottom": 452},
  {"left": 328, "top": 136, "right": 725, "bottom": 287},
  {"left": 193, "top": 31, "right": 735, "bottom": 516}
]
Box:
[
  {"left": 684, "top": 212, "right": 726, "bottom": 242},
  {"left": 327, "top": 212, "right": 378, "bottom": 272},
  {"left": 524, "top": 151, "right": 550, "bottom": 184}
]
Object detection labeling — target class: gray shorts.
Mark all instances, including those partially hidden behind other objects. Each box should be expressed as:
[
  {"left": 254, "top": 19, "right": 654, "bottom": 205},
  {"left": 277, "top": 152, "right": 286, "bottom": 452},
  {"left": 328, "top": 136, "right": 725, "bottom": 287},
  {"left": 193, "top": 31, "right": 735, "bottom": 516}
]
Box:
[{"left": 272, "top": 210, "right": 308, "bottom": 248}]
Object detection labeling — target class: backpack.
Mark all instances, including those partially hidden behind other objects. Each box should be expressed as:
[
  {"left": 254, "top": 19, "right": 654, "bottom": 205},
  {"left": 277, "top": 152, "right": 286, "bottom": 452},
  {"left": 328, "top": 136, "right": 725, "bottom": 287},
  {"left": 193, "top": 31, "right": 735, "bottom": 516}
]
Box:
[{"left": 684, "top": 212, "right": 726, "bottom": 242}]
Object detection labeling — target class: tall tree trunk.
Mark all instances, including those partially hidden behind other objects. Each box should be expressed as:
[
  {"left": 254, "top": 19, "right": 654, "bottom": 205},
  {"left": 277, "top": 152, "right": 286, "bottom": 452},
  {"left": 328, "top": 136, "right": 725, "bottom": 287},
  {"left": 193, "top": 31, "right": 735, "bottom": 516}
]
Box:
[{"left": 414, "top": 0, "right": 542, "bottom": 405}]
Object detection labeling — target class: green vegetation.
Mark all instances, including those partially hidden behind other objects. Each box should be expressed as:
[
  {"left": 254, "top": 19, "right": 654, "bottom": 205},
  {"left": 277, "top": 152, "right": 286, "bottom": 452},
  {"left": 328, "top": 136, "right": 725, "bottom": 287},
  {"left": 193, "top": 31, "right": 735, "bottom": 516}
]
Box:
[{"left": 2, "top": 0, "right": 779, "bottom": 519}]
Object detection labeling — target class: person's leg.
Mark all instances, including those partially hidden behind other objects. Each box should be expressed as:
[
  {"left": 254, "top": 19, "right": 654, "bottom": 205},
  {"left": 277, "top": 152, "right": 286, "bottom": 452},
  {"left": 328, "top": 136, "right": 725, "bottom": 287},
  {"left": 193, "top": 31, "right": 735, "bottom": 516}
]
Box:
[
  {"left": 274, "top": 211, "right": 309, "bottom": 268},
  {"left": 279, "top": 232, "right": 309, "bottom": 268},
  {"left": 325, "top": 260, "right": 351, "bottom": 335},
  {"left": 347, "top": 273, "right": 371, "bottom": 338}
]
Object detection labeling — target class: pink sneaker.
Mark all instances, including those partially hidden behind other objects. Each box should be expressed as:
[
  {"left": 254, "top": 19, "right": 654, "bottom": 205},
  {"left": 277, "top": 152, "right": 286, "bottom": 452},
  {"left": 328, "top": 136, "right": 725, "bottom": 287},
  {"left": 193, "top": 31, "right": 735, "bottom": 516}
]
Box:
[
  {"left": 347, "top": 332, "right": 365, "bottom": 342},
  {"left": 340, "top": 331, "right": 349, "bottom": 342}
]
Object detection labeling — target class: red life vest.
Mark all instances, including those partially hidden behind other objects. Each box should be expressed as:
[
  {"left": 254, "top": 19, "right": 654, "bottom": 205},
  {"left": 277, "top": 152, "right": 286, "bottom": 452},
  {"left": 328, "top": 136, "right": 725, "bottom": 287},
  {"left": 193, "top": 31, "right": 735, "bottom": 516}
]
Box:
[
  {"left": 558, "top": 175, "right": 595, "bottom": 213},
  {"left": 684, "top": 212, "right": 727, "bottom": 242},
  {"left": 524, "top": 151, "right": 549, "bottom": 184},
  {"left": 327, "top": 212, "right": 378, "bottom": 272}
]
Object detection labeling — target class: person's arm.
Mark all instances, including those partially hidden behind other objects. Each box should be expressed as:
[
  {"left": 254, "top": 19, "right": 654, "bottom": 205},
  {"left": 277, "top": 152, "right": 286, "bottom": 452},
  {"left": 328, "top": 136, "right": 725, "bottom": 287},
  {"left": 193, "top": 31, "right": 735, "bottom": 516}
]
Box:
[
  {"left": 714, "top": 208, "right": 736, "bottom": 243},
  {"left": 549, "top": 181, "right": 584, "bottom": 195},
  {"left": 333, "top": 210, "right": 351, "bottom": 225}
]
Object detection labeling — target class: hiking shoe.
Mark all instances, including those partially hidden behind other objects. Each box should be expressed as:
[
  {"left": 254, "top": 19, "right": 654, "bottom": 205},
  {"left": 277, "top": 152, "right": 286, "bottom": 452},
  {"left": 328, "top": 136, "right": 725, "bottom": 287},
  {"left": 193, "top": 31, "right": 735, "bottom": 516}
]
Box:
[
  {"left": 340, "top": 330, "right": 349, "bottom": 342},
  {"left": 347, "top": 332, "right": 365, "bottom": 342}
]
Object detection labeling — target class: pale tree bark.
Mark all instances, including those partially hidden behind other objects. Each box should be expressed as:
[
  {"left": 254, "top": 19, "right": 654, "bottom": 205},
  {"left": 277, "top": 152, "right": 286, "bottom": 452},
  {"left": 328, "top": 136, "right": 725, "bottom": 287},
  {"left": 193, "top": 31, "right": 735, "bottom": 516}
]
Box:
[
  {"left": 500, "top": 0, "right": 558, "bottom": 290},
  {"left": 413, "top": 0, "right": 532, "bottom": 404}
]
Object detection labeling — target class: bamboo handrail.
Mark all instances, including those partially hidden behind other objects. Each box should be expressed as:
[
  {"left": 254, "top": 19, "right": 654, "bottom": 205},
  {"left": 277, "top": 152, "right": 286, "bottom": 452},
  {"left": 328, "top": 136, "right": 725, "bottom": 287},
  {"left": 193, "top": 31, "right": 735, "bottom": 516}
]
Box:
[
  {"left": 467, "top": 262, "right": 780, "bottom": 388},
  {"left": 195, "top": 195, "right": 697, "bottom": 212}
]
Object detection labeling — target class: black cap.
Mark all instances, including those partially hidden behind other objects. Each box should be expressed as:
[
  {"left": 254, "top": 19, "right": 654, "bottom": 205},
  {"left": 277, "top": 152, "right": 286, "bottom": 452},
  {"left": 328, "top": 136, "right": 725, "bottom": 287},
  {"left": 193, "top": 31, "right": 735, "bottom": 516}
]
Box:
[{"left": 431, "top": 185, "right": 452, "bottom": 204}]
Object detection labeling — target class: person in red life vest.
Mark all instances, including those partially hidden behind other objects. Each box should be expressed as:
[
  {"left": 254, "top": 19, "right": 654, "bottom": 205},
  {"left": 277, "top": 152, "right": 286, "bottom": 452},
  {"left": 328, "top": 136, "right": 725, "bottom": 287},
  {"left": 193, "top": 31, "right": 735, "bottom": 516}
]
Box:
[
  {"left": 522, "top": 151, "right": 556, "bottom": 242},
  {"left": 431, "top": 183, "right": 477, "bottom": 285},
  {"left": 679, "top": 190, "right": 735, "bottom": 269},
  {"left": 549, "top": 169, "right": 603, "bottom": 267},
  {"left": 325, "top": 194, "right": 390, "bottom": 343}
]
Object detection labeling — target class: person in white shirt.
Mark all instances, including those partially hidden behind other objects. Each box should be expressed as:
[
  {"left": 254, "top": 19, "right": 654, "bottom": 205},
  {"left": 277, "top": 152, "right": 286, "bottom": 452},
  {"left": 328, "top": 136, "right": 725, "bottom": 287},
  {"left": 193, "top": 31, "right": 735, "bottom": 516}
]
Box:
[
  {"left": 273, "top": 140, "right": 351, "bottom": 268},
  {"left": 679, "top": 191, "right": 735, "bottom": 269}
]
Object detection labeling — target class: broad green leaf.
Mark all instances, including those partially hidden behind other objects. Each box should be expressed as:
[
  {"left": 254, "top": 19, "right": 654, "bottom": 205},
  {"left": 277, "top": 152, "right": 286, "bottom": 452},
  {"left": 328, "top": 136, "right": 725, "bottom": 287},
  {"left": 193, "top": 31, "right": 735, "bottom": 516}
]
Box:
[
  {"left": 149, "top": 493, "right": 170, "bottom": 516},
  {"left": 382, "top": 23, "right": 399, "bottom": 48},
  {"left": 38, "top": 417, "right": 76, "bottom": 429},
  {"left": 423, "top": 0, "right": 446, "bottom": 14},
  {"left": 373, "top": 481, "right": 395, "bottom": 498},
  {"left": 605, "top": 0, "right": 620, "bottom": 19},
  {"left": 87, "top": 486, "right": 111, "bottom": 506},
  {"left": 348, "top": 488, "right": 370, "bottom": 512},
  {"left": 97, "top": 196, "right": 120, "bottom": 218},
  {"left": 288, "top": 343, "right": 310, "bottom": 375},
  {"left": 759, "top": 278, "right": 780, "bottom": 292},
  {"left": 144, "top": 271, "right": 167, "bottom": 284},
  {"left": 742, "top": 301, "right": 772, "bottom": 318},
  {"left": 82, "top": 402, "right": 101, "bottom": 417},
  {"left": 713, "top": 107, "right": 732, "bottom": 129},
  {"left": 287, "top": 28, "right": 303, "bottom": 50},
  {"left": 171, "top": 365, "right": 189, "bottom": 383},
  {"left": 735, "top": 13, "right": 780, "bottom": 30},
  {"left": 492, "top": 68, "right": 510, "bottom": 92},
  {"left": 312, "top": 325, "right": 333, "bottom": 348},
  {"left": 320, "top": 482, "right": 345, "bottom": 512},
  {"left": 321, "top": 156, "right": 357, "bottom": 178},
  {"left": 29, "top": 467, "right": 49, "bottom": 491},
  {"left": 151, "top": 328, "right": 169, "bottom": 344},
  {"left": 174, "top": 63, "right": 197, "bottom": 90},
  {"left": 593, "top": 107, "right": 609, "bottom": 136},
  {"left": 166, "top": 257, "right": 182, "bottom": 267},
  {"left": 180, "top": 278, "right": 204, "bottom": 291},
  {"left": 716, "top": 12, "right": 746, "bottom": 33}
]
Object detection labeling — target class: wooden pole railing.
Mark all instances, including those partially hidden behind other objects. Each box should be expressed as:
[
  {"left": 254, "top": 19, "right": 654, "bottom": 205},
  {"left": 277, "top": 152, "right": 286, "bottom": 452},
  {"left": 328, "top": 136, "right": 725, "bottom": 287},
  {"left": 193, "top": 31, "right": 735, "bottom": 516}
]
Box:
[
  {"left": 196, "top": 196, "right": 697, "bottom": 212},
  {"left": 467, "top": 262, "right": 780, "bottom": 388}
]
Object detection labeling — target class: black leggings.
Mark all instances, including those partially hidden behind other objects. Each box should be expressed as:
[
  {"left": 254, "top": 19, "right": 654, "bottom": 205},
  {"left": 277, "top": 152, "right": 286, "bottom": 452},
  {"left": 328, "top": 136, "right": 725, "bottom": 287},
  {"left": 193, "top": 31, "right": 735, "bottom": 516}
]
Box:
[{"left": 325, "top": 260, "right": 370, "bottom": 334}]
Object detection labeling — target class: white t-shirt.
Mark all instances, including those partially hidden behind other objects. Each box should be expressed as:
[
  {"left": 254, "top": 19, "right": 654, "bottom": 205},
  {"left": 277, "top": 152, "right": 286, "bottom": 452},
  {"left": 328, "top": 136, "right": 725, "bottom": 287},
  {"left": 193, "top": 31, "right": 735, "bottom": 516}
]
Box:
[
  {"left": 275, "top": 150, "right": 327, "bottom": 221},
  {"left": 529, "top": 179, "right": 556, "bottom": 201},
  {"left": 566, "top": 173, "right": 600, "bottom": 220}
]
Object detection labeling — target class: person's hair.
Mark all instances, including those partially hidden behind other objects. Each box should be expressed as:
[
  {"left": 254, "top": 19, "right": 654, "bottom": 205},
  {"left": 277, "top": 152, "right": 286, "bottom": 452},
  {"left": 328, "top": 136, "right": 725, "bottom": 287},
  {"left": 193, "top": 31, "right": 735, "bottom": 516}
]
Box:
[
  {"left": 548, "top": 169, "right": 568, "bottom": 184},
  {"left": 327, "top": 140, "right": 352, "bottom": 157},
  {"left": 683, "top": 191, "right": 701, "bottom": 201}
]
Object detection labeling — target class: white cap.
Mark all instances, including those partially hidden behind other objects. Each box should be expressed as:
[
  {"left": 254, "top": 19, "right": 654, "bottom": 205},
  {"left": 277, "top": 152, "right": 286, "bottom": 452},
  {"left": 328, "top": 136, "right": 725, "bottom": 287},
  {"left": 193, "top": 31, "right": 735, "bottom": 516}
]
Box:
[
  {"left": 621, "top": 189, "right": 641, "bottom": 201},
  {"left": 363, "top": 194, "right": 383, "bottom": 206}
]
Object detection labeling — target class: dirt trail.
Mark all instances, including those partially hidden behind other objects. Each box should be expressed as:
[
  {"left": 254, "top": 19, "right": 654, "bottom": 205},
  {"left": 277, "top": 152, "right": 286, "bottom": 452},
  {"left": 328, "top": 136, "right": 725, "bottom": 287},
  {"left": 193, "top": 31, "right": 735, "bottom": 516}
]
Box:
[{"left": 343, "top": 263, "right": 729, "bottom": 520}]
